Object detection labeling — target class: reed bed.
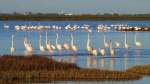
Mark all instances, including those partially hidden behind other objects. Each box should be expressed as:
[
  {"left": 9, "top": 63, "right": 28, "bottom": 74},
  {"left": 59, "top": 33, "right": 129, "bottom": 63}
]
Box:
[
  {"left": 0, "top": 55, "right": 142, "bottom": 83},
  {"left": 0, "top": 55, "right": 80, "bottom": 71},
  {"left": 0, "top": 70, "right": 141, "bottom": 83},
  {"left": 127, "top": 65, "right": 150, "bottom": 75}
]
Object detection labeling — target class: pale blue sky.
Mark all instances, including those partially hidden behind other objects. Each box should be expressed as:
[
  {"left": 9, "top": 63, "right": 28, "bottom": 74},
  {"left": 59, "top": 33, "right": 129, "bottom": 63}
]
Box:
[{"left": 0, "top": 0, "right": 150, "bottom": 14}]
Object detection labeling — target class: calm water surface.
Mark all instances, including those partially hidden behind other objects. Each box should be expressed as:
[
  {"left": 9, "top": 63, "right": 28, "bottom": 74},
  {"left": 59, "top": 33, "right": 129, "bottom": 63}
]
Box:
[{"left": 0, "top": 21, "right": 150, "bottom": 84}]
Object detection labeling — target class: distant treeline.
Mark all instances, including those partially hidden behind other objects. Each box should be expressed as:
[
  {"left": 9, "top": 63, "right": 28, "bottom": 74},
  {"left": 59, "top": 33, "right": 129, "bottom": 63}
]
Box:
[{"left": 1, "top": 13, "right": 150, "bottom": 21}]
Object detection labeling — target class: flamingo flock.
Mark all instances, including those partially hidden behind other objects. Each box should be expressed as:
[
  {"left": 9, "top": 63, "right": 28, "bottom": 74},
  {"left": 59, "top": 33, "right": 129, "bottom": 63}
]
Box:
[{"left": 10, "top": 24, "right": 143, "bottom": 56}]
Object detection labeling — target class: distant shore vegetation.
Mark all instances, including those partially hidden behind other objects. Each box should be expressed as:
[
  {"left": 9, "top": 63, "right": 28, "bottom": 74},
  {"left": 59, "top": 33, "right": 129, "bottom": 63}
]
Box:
[{"left": 1, "top": 12, "right": 150, "bottom": 21}]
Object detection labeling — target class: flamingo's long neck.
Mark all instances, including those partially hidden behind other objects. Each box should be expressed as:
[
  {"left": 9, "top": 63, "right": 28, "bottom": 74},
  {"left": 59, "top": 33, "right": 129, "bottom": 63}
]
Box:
[
  {"left": 125, "top": 33, "right": 127, "bottom": 44},
  {"left": 45, "top": 31, "right": 48, "bottom": 44},
  {"left": 110, "top": 41, "right": 112, "bottom": 50},
  {"left": 39, "top": 34, "right": 42, "bottom": 46},
  {"left": 104, "top": 35, "right": 106, "bottom": 44},
  {"left": 56, "top": 33, "right": 59, "bottom": 45},
  {"left": 87, "top": 33, "right": 90, "bottom": 47},
  {"left": 24, "top": 37, "right": 29, "bottom": 49},
  {"left": 134, "top": 33, "right": 137, "bottom": 43},
  {"left": 11, "top": 35, "right": 14, "bottom": 48}
]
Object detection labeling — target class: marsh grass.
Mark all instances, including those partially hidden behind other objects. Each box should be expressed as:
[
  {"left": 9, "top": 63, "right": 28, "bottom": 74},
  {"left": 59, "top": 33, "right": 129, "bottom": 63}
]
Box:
[{"left": 0, "top": 55, "right": 142, "bottom": 83}]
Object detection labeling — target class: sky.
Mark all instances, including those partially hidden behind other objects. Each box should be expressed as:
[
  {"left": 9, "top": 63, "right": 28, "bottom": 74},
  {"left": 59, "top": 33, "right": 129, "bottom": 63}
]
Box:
[{"left": 0, "top": 0, "right": 150, "bottom": 14}]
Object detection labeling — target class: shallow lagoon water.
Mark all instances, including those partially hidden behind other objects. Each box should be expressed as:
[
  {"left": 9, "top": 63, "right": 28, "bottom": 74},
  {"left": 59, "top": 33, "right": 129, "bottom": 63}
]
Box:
[{"left": 0, "top": 21, "right": 150, "bottom": 84}]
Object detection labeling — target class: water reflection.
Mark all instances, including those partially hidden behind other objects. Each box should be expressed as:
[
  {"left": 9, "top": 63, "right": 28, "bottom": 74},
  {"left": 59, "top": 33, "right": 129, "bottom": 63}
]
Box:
[
  {"left": 135, "top": 49, "right": 141, "bottom": 65},
  {"left": 100, "top": 57, "right": 106, "bottom": 69},
  {"left": 54, "top": 55, "right": 77, "bottom": 64},
  {"left": 124, "top": 52, "right": 129, "bottom": 70},
  {"left": 87, "top": 56, "right": 99, "bottom": 69},
  {"left": 109, "top": 58, "right": 115, "bottom": 70}
]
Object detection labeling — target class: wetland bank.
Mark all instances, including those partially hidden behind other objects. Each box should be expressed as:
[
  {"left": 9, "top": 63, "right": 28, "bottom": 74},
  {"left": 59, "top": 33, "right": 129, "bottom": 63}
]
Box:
[{"left": 0, "top": 55, "right": 143, "bottom": 83}]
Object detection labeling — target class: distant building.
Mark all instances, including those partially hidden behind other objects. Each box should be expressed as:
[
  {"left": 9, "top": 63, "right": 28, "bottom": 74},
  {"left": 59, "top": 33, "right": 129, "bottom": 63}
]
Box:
[{"left": 64, "top": 13, "right": 73, "bottom": 16}]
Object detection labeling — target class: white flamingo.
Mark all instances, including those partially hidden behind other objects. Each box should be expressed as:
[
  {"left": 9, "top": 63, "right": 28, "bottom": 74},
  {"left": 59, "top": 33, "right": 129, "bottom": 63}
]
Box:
[
  {"left": 135, "top": 33, "right": 142, "bottom": 48},
  {"left": 39, "top": 33, "right": 45, "bottom": 53},
  {"left": 124, "top": 33, "right": 129, "bottom": 49},
  {"left": 71, "top": 33, "right": 78, "bottom": 52},
  {"left": 115, "top": 40, "right": 120, "bottom": 48},
  {"left": 56, "top": 33, "right": 62, "bottom": 51},
  {"left": 10, "top": 35, "right": 16, "bottom": 54},
  {"left": 63, "top": 34, "right": 70, "bottom": 50},
  {"left": 86, "top": 33, "right": 92, "bottom": 53},
  {"left": 24, "top": 37, "right": 33, "bottom": 54},
  {"left": 104, "top": 35, "right": 109, "bottom": 48},
  {"left": 45, "top": 31, "right": 54, "bottom": 53},
  {"left": 99, "top": 48, "right": 105, "bottom": 56},
  {"left": 109, "top": 40, "right": 115, "bottom": 56},
  {"left": 86, "top": 33, "right": 98, "bottom": 56}
]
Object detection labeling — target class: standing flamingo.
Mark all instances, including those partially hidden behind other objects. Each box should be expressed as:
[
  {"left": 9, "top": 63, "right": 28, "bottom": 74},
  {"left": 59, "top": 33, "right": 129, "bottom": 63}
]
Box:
[
  {"left": 124, "top": 32, "right": 129, "bottom": 49},
  {"left": 10, "top": 34, "right": 16, "bottom": 54},
  {"left": 109, "top": 40, "right": 115, "bottom": 56},
  {"left": 23, "top": 37, "right": 33, "bottom": 54},
  {"left": 45, "top": 31, "right": 54, "bottom": 53},
  {"left": 39, "top": 33, "right": 45, "bottom": 53},
  {"left": 134, "top": 33, "right": 142, "bottom": 48},
  {"left": 115, "top": 40, "right": 120, "bottom": 48},
  {"left": 56, "top": 33, "right": 62, "bottom": 51},
  {"left": 86, "top": 33, "right": 98, "bottom": 56},
  {"left": 104, "top": 35, "right": 109, "bottom": 48},
  {"left": 71, "top": 33, "right": 78, "bottom": 52}
]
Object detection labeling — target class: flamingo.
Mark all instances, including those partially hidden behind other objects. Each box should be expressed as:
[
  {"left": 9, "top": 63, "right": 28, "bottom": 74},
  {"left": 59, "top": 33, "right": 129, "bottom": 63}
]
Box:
[
  {"left": 56, "top": 33, "right": 62, "bottom": 51},
  {"left": 86, "top": 33, "right": 92, "bottom": 53},
  {"left": 86, "top": 33, "right": 98, "bottom": 56},
  {"left": 63, "top": 35, "right": 70, "bottom": 50},
  {"left": 97, "top": 29, "right": 106, "bottom": 56},
  {"left": 99, "top": 48, "right": 105, "bottom": 56},
  {"left": 63, "top": 43, "right": 70, "bottom": 50},
  {"left": 45, "top": 31, "right": 54, "bottom": 53},
  {"left": 115, "top": 40, "right": 120, "bottom": 48},
  {"left": 10, "top": 34, "right": 16, "bottom": 54},
  {"left": 134, "top": 33, "right": 142, "bottom": 48},
  {"left": 23, "top": 37, "right": 33, "bottom": 54},
  {"left": 124, "top": 33, "right": 129, "bottom": 49},
  {"left": 104, "top": 35, "right": 109, "bottom": 48},
  {"left": 91, "top": 49, "right": 98, "bottom": 56},
  {"left": 109, "top": 40, "right": 115, "bottom": 56},
  {"left": 71, "top": 33, "right": 78, "bottom": 52},
  {"left": 39, "top": 33, "right": 45, "bottom": 53}
]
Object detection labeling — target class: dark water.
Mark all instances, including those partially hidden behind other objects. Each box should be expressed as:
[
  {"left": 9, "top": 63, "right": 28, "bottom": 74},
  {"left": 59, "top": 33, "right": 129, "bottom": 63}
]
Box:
[{"left": 0, "top": 21, "right": 150, "bottom": 84}]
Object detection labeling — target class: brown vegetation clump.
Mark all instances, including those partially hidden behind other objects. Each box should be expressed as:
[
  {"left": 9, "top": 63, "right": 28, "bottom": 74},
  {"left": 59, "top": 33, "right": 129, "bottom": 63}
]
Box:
[
  {"left": 0, "top": 55, "right": 80, "bottom": 71},
  {"left": 0, "top": 55, "right": 142, "bottom": 83},
  {"left": 127, "top": 65, "right": 150, "bottom": 75}
]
